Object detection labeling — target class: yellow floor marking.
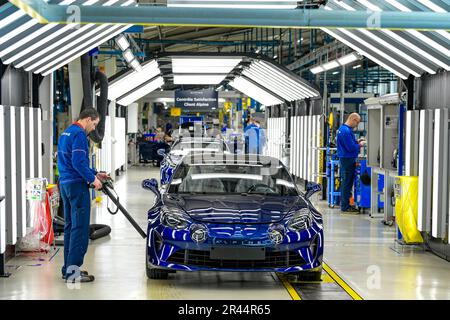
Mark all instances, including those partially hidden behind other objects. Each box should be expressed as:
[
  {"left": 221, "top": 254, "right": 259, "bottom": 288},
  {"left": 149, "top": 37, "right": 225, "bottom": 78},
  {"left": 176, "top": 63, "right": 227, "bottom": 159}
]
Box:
[
  {"left": 290, "top": 273, "right": 335, "bottom": 284},
  {"left": 277, "top": 274, "right": 302, "bottom": 300},
  {"left": 322, "top": 262, "right": 364, "bottom": 300}
]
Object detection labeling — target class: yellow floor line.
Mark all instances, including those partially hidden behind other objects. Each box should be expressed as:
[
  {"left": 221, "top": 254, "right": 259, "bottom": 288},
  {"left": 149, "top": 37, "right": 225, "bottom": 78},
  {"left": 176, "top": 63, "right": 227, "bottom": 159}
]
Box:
[
  {"left": 322, "top": 262, "right": 364, "bottom": 300},
  {"left": 276, "top": 274, "right": 302, "bottom": 300}
]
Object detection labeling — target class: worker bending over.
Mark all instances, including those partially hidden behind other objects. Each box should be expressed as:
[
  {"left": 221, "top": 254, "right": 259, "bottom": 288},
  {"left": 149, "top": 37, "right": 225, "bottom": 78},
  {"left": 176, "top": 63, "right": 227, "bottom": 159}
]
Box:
[{"left": 336, "top": 113, "right": 366, "bottom": 213}]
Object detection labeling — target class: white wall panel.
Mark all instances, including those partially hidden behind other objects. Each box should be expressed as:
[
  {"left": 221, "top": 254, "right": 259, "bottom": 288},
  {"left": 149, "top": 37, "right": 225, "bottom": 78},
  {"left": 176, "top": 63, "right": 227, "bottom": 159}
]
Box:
[
  {"left": 15, "top": 107, "right": 26, "bottom": 238},
  {"left": 127, "top": 103, "right": 138, "bottom": 134},
  {"left": 0, "top": 106, "right": 6, "bottom": 254},
  {"left": 114, "top": 117, "right": 126, "bottom": 170},
  {"left": 418, "top": 110, "right": 433, "bottom": 232},
  {"left": 4, "top": 107, "right": 17, "bottom": 245},
  {"left": 432, "top": 109, "right": 448, "bottom": 239}
]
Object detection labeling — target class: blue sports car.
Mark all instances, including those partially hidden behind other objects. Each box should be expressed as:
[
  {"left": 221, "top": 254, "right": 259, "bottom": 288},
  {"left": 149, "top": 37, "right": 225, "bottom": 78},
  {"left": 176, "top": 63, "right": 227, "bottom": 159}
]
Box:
[
  {"left": 143, "top": 153, "right": 323, "bottom": 280},
  {"left": 159, "top": 137, "right": 230, "bottom": 186}
]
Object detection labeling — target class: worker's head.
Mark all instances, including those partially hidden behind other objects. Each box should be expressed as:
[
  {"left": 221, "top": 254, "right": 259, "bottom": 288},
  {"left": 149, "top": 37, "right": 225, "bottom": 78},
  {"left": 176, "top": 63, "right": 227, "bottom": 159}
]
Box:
[
  {"left": 77, "top": 108, "right": 100, "bottom": 134},
  {"left": 345, "top": 113, "right": 361, "bottom": 129}
]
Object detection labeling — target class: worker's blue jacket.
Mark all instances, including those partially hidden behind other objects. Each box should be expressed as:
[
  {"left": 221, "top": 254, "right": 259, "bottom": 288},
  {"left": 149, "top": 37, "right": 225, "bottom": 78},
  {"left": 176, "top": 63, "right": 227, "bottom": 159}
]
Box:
[
  {"left": 336, "top": 124, "right": 360, "bottom": 158},
  {"left": 57, "top": 123, "right": 97, "bottom": 185}
]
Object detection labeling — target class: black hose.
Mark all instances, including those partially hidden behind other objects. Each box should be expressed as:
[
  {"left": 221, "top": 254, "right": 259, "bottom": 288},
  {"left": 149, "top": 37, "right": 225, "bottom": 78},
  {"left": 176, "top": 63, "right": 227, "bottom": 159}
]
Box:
[
  {"left": 89, "top": 71, "right": 108, "bottom": 144},
  {"left": 80, "top": 53, "right": 108, "bottom": 144},
  {"left": 89, "top": 224, "right": 112, "bottom": 240}
]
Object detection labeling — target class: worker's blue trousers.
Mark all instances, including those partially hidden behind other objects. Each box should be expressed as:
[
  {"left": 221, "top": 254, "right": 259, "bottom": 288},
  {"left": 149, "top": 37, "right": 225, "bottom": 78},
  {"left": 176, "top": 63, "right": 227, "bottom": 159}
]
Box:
[
  {"left": 340, "top": 157, "right": 356, "bottom": 211},
  {"left": 60, "top": 182, "right": 91, "bottom": 277}
]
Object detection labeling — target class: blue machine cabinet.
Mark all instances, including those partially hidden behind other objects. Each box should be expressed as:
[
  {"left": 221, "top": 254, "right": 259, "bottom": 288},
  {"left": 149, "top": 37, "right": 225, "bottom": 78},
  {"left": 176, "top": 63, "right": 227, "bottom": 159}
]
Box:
[
  {"left": 326, "top": 147, "right": 341, "bottom": 208},
  {"left": 354, "top": 159, "right": 371, "bottom": 210}
]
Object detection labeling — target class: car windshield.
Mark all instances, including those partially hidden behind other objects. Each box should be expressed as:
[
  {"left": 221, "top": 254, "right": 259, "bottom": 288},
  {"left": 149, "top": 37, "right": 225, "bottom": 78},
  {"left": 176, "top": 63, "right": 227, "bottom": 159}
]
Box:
[
  {"left": 172, "top": 142, "right": 223, "bottom": 151},
  {"left": 168, "top": 163, "right": 298, "bottom": 196}
]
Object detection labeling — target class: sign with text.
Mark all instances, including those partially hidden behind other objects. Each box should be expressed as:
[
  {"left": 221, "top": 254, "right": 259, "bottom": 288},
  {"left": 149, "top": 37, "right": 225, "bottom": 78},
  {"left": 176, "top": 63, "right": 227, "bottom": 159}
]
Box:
[{"left": 175, "top": 90, "right": 218, "bottom": 109}]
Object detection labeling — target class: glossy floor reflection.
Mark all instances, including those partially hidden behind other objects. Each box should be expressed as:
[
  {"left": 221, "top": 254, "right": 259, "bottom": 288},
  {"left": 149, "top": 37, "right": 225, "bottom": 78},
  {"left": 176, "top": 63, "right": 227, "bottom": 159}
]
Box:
[{"left": 1, "top": 167, "right": 450, "bottom": 300}]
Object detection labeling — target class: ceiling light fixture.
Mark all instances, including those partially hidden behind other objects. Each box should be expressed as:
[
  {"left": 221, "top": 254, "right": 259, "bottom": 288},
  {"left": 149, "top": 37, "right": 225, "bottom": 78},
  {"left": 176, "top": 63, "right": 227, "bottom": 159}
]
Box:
[{"left": 117, "top": 76, "right": 165, "bottom": 106}]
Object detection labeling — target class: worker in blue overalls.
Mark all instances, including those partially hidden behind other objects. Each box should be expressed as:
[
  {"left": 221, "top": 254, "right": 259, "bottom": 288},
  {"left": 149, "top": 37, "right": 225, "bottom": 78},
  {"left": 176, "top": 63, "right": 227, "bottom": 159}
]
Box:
[
  {"left": 336, "top": 113, "right": 366, "bottom": 213},
  {"left": 57, "top": 108, "right": 108, "bottom": 283},
  {"left": 244, "top": 118, "right": 261, "bottom": 154}
]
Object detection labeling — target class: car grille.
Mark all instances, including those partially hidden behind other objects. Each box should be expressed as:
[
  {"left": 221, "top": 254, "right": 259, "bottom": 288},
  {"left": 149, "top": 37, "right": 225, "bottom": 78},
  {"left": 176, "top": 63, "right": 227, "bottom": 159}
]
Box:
[{"left": 166, "top": 249, "right": 306, "bottom": 269}]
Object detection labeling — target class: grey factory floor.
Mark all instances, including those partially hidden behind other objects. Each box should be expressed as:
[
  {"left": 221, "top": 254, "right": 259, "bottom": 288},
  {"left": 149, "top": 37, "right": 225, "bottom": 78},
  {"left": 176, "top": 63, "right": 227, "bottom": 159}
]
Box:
[{"left": 1, "top": 166, "right": 450, "bottom": 300}]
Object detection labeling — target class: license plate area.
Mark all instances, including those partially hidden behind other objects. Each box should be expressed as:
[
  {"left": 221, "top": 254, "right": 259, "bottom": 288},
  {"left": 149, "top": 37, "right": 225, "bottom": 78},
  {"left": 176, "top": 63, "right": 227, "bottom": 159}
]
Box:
[{"left": 210, "top": 247, "right": 266, "bottom": 260}]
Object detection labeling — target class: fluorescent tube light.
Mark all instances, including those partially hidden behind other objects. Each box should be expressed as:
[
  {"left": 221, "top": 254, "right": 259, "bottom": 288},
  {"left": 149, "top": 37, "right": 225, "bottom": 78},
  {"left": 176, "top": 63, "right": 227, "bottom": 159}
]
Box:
[
  {"left": 167, "top": 0, "right": 298, "bottom": 9},
  {"left": 321, "top": 28, "right": 409, "bottom": 79},
  {"left": 0, "top": 9, "right": 26, "bottom": 30},
  {"left": 172, "top": 58, "right": 241, "bottom": 68},
  {"left": 174, "top": 74, "right": 227, "bottom": 84},
  {"left": 338, "top": 28, "right": 420, "bottom": 77},
  {"left": 116, "top": 34, "right": 130, "bottom": 51},
  {"left": 20, "top": 24, "right": 99, "bottom": 70},
  {"left": 172, "top": 66, "right": 237, "bottom": 74},
  {"left": 40, "top": 25, "right": 131, "bottom": 75},
  {"left": 0, "top": 19, "right": 39, "bottom": 46},
  {"left": 3, "top": 23, "right": 79, "bottom": 64},
  {"left": 337, "top": 52, "right": 359, "bottom": 65},
  {"left": 108, "top": 60, "right": 160, "bottom": 100},
  {"left": 358, "top": 29, "right": 435, "bottom": 74},
  {"left": 130, "top": 58, "right": 143, "bottom": 71},
  {"left": 322, "top": 60, "right": 340, "bottom": 71},
  {"left": 385, "top": 0, "right": 411, "bottom": 12},
  {"left": 0, "top": 23, "right": 58, "bottom": 58},
  {"left": 244, "top": 64, "right": 306, "bottom": 100},
  {"left": 123, "top": 49, "right": 134, "bottom": 62},
  {"left": 417, "top": 0, "right": 446, "bottom": 12},
  {"left": 253, "top": 61, "right": 317, "bottom": 97},
  {"left": 310, "top": 66, "right": 324, "bottom": 74},
  {"left": 229, "top": 77, "right": 283, "bottom": 106},
  {"left": 117, "top": 76, "right": 165, "bottom": 106},
  {"left": 353, "top": 64, "right": 362, "bottom": 69}
]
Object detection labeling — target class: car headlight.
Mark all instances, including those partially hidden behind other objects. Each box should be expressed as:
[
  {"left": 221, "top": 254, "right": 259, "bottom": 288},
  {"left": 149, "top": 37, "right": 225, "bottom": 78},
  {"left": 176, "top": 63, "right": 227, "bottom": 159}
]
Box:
[
  {"left": 287, "top": 208, "right": 312, "bottom": 232},
  {"left": 160, "top": 207, "right": 190, "bottom": 230}
]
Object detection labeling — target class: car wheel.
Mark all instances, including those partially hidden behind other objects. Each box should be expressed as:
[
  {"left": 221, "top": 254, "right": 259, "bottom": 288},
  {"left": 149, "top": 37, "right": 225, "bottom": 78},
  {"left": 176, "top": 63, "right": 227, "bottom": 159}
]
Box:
[
  {"left": 146, "top": 266, "right": 169, "bottom": 280},
  {"left": 295, "top": 269, "right": 322, "bottom": 282}
]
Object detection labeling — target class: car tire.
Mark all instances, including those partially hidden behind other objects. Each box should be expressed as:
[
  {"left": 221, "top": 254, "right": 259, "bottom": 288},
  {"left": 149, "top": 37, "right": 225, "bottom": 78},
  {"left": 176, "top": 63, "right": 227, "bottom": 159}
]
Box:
[
  {"left": 146, "top": 266, "right": 169, "bottom": 280},
  {"left": 295, "top": 269, "right": 322, "bottom": 282},
  {"left": 145, "top": 246, "right": 170, "bottom": 280}
]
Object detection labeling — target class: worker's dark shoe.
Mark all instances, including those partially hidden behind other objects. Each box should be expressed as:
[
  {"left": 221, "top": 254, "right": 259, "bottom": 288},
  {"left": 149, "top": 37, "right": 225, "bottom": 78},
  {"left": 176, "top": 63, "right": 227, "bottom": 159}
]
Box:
[
  {"left": 62, "top": 271, "right": 91, "bottom": 280},
  {"left": 64, "top": 273, "right": 95, "bottom": 283},
  {"left": 341, "top": 206, "right": 360, "bottom": 213}
]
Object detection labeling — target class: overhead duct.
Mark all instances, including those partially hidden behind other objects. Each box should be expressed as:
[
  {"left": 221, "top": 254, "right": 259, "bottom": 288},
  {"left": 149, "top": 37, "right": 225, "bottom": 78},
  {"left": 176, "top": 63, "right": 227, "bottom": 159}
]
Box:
[{"left": 80, "top": 53, "right": 108, "bottom": 144}]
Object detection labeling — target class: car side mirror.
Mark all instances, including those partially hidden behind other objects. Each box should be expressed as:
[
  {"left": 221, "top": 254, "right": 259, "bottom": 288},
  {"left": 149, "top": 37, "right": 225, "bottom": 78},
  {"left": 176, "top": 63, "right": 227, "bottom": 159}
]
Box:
[
  {"left": 157, "top": 149, "right": 166, "bottom": 156},
  {"left": 305, "top": 182, "right": 321, "bottom": 199},
  {"left": 142, "top": 178, "right": 162, "bottom": 206}
]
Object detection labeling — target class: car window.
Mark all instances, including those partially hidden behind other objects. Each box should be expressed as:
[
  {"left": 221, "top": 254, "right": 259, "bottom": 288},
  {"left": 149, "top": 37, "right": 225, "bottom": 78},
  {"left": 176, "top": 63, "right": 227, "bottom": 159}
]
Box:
[{"left": 168, "top": 163, "right": 298, "bottom": 196}]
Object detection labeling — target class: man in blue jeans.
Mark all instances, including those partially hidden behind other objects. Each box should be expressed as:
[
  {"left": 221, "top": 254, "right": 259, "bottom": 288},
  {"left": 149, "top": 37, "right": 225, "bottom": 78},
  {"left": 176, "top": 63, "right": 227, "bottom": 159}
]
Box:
[
  {"left": 336, "top": 113, "right": 366, "bottom": 213},
  {"left": 57, "top": 108, "right": 108, "bottom": 283}
]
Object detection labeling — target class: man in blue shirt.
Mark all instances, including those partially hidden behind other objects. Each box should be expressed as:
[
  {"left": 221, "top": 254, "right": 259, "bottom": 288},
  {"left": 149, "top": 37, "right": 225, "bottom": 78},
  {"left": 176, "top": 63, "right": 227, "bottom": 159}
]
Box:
[
  {"left": 57, "top": 108, "right": 107, "bottom": 283},
  {"left": 336, "top": 113, "right": 366, "bottom": 213}
]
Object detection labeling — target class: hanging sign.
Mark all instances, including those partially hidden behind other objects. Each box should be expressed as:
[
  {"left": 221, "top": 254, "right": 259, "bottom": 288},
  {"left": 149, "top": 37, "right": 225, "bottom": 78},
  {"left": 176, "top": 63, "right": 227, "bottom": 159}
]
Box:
[{"left": 175, "top": 90, "right": 218, "bottom": 109}]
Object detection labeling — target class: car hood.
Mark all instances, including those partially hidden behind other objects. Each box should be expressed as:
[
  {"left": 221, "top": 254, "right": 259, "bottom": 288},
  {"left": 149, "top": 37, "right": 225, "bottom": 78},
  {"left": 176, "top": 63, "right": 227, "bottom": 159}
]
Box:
[{"left": 163, "top": 194, "right": 307, "bottom": 224}]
